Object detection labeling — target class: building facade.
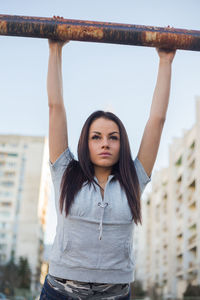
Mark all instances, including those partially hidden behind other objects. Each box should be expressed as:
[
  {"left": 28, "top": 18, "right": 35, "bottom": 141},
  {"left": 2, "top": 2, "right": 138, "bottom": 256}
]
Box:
[
  {"left": 0, "top": 134, "right": 50, "bottom": 290},
  {"left": 135, "top": 99, "right": 200, "bottom": 299}
]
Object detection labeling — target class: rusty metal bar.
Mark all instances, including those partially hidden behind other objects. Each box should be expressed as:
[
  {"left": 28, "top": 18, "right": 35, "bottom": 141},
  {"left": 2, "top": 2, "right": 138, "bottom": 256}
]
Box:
[{"left": 0, "top": 14, "right": 200, "bottom": 51}]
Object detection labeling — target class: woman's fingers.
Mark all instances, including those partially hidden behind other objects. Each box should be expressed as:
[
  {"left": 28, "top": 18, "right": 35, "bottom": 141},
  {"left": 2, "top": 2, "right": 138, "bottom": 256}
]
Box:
[
  {"left": 156, "top": 26, "right": 176, "bottom": 55},
  {"left": 156, "top": 47, "right": 176, "bottom": 63},
  {"left": 53, "top": 15, "right": 64, "bottom": 20},
  {"left": 49, "top": 15, "right": 69, "bottom": 46}
]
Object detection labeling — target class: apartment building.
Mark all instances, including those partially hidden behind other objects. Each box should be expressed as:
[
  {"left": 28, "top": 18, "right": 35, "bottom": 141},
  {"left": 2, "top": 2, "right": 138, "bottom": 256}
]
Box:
[
  {"left": 0, "top": 134, "right": 50, "bottom": 290},
  {"left": 135, "top": 99, "right": 200, "bottom": 299}
]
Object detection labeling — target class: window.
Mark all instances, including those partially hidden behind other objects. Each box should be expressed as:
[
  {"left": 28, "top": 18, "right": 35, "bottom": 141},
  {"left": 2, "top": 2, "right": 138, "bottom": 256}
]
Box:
[
  {"left": 190, "top": 141, "right": 195, "bottom": 149},
  {"left": 0, "top": 152, "right": 6, "bottom": 158},
  {"left": 0, "top": 244, "right": 7, "bottom": 251},
  {"left": 0, "top": 202, "right": 12, "bottom": 207},
  {"left": 0, "top": 211, "right": 10, "bottom": 217},
  {"left": 0, "top": 181, "right": 14, "bottom": 187},
  {"left": 175, "top": 155, "right": 182, "bottom": 166},
  {"left": 1, "top": 191, "right": 12, "bottom": 197},
  {"left": 0, "top": 254, "right": 6, "bottom": 262},
  {"left": 0, "top": 222, "right": 6, "bottom": 229},
  {"left": 7, "top": 162, "right": 16, "bottom": 167},
  {"left": 10, "top": 143, "right": 18, "bottom": 147},
  {"left": 8, "top": 153, "right": 18, "bottom": 157}
]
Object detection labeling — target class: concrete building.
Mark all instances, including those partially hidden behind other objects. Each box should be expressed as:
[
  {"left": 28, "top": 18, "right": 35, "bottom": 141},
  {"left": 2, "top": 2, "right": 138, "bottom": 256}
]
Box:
[
  {"left": 40, "top": 244, "right": 51, "bottom": 285},
  {"left": 135, "top": 98, "right": 200, "bottom": 299},
  {"left": 0, "top": 134, "right": 50, "bottom": 290}
]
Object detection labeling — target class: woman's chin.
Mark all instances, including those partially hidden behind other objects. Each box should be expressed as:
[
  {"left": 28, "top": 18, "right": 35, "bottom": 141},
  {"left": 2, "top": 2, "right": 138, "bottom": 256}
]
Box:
[{"left": 94, "top": 163, "right": 113, "bottom": 169}]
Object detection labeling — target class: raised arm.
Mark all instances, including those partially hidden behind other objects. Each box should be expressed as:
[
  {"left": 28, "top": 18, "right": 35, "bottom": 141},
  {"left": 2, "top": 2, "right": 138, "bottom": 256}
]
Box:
[
  {"left": 47, "top": 37, "right": 69, "bottom": 164},
  {"left": 137, "top": 48, "right": 176, "bottom": 177}
]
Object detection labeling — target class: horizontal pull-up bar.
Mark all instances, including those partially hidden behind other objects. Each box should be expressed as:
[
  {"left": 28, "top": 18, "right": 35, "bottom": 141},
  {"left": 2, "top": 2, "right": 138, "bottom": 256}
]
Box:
[{"left": 0, "top": 14, "right": 200, "bottom": 51}]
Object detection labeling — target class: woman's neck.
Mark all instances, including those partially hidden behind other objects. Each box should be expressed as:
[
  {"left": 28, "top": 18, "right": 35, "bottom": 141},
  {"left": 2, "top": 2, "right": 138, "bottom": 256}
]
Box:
[{"left": 94, "top": 166, "right": 112, "bottom": 184}]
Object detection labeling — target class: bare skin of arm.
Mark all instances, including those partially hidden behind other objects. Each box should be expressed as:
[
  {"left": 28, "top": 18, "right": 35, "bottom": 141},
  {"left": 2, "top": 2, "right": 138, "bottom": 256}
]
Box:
[
  {"left": 137, "top": 48, "right": 176, "bottom": 177},
  {"left": 47, "top": 19, "right": 69, "bottom": 164}
]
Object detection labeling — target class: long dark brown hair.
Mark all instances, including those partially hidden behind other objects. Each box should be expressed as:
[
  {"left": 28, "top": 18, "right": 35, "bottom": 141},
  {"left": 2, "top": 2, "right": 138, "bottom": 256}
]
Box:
[{"left": 59, "top": 110, "right": 142, "bottom": 225}]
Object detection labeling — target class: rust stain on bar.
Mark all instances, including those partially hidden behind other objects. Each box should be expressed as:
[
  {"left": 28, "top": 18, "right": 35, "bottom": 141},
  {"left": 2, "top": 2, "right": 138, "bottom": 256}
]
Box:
[
  {"left": 56, "top": 24, "right": 104, "bottom": 41},
  {"left": 0, "top": 14, "right": 200, "bottom": 51}
]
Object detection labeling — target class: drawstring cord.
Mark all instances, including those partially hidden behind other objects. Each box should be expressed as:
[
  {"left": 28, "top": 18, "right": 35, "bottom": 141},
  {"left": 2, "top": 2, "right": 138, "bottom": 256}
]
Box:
[{"left": 98, "top": 202, "right": 108, "bottom": 240}]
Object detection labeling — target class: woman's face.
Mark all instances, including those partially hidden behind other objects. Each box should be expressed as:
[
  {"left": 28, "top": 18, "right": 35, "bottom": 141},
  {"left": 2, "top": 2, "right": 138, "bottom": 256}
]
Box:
[{"left": 88, "top": 117, "right": 120, "bottom": 169}]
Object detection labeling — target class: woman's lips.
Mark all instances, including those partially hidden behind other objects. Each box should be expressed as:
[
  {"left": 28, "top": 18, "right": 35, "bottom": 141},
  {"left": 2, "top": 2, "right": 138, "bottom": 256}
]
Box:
[{"left": 99, "top": 152, "right": 111, "bottom": 157}]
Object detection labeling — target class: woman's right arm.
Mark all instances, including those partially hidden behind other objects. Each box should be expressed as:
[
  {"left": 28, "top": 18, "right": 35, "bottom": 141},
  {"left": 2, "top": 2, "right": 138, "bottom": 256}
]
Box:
[{"left": 47, "top": 39, "right": 69, "bottom": 164}]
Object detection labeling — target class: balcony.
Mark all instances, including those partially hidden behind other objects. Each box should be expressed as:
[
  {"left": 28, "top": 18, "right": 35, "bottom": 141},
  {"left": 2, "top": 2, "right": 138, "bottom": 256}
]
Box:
[
  {"left": 162, "top": 221, "right": 168, "bottom": 231},
  {"left": 175, "top": 155, "right": 182, "bottom": 167},
  {"left": 187, "top": 170, "right": 196, "bottom": 187},
  {"left": 176, "top": 266, "right": 183, "bottom": 276},
  {"left": 176, "top": 244, "right": 184, "bottom": 255},
  {"left": 187, "top": 140, "right": 195, "bottom": 156},
  {"left": 0, "top": 160, "right": 6, "bottom": 166},
  {"left": 187, "top": 261, "right": 198, "bottom": 278},
  {"left": 187, "top": 146, "right": 195, "bottom": 164},
  {"left": 188, "top": 195, "right": 196, "bottom": 207},
  {"left": 188, "top": 223, "right": 197, "bottom": 232},
  {"left": 188, "top": 213, "right": 197, "bottom": 227},
  {"left": 176, "top": 206, "right": 183, "bottom": 219},
  {"left": 162, "top": 189, "right": 168, "bottom": 198},
  {"left": 176, "top": 186, "right": 183, "bottom": 199},
  {"left": 188, "top": 179, "right": 196, "bottom": 190},
  {"left": 4, "top": 171, "right": 16, "bottom": 177},
  {"left": 176, "top": 224, "right": 183, "bottom": 235},
  {"left": 188, "top": 234, "right": 197, "bottom": 249},
  {"left": 163, "top": 272, "right": 167, "bottom": 279},
  {"left": 162, "top": 236, "right": 168, "bottom": 247},
  {"left": 177, "top": 231, "right": 183, "bottom": 239},
  {"left": 188, "top": 261, "right": 196, "bottom": 269},
  {"left": 176, "top": 164, "right": 183, "bottom": 179}
]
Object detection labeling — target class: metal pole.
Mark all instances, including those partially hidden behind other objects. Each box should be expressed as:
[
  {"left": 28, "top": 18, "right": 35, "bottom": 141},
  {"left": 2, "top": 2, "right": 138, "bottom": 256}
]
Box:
[{"left": 0, "top": 14, "right": 200, "bottom": 51}]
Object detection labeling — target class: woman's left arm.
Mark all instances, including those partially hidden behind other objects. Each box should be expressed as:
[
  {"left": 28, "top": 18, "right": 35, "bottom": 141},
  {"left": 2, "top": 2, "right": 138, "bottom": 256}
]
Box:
[{"left": 137, "top": 48, "right": 176, "bottom": 178}]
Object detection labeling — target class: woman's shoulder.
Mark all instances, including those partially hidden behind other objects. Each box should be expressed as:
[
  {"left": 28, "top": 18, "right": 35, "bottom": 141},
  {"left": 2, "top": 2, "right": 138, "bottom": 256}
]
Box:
[
  {"left": 134, "top": 156, "right": 151, "bottom": 194},
  {"left": 49, "top": 147, "right": 75, "bottom": 180}
]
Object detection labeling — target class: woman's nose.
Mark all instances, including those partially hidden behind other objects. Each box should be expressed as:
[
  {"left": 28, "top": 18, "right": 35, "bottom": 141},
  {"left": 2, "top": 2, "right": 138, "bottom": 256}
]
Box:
[{"left": 101, "top": 138, "right": 109, "bottom": 148}]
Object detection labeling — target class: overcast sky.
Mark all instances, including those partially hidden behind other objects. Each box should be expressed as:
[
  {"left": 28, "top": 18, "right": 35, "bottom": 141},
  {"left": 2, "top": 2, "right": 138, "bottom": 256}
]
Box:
[{"left": 0, "top": 0, "right": 199, "bottom": 243}]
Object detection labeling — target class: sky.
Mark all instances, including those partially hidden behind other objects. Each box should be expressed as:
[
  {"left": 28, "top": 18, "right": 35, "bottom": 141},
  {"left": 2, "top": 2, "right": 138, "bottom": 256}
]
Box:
[{"left": 0, "top": 0, "right": 200, "bottom": 244}]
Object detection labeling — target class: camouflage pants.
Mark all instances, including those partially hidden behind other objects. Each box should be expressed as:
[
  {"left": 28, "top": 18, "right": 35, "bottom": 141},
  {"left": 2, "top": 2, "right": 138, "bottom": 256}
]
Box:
[{"left": 39, "top": 275, "right": 131, "bottom": 300}]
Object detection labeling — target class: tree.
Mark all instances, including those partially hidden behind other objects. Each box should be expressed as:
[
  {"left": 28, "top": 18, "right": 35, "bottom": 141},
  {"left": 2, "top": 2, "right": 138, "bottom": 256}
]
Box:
[
  {"left": 148, "top": 283, "right": 160, "bottom": 300},
  {"left": 18, "top": 256, "right": 31, "bottom": 289},
  {"left": 130, "top": 280, "right": 147, "bottom": 299},
  {"left": 0, "top": 252, "right": 32, "bottom": 295},
  {"left": 183, "top": 283, "right": 200, "bottom": 297},
  {"left": 0, "top": 251, "right": 19, "bottom": 296}
]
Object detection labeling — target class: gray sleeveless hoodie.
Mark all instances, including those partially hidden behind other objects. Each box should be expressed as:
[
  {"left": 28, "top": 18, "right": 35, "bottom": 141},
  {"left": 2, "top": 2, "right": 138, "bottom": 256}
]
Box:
[{"left": 48, "top": 148, "right": 150, "bottom": 284}]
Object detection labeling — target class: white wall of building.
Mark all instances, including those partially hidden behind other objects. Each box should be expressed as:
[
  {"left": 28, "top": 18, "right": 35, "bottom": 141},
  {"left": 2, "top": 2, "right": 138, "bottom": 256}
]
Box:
[
  {"left": 0, "top": 134, "right": 50, "bottom": 290},
  {"left": 135, "top": 99, "right": 200, "bottom": 299}
]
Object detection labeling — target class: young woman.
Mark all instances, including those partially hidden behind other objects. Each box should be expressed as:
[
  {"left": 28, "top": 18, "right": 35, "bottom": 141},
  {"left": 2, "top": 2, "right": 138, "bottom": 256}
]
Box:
[{"left": 39, "top": 22, "right": 176, "bottom": 300}]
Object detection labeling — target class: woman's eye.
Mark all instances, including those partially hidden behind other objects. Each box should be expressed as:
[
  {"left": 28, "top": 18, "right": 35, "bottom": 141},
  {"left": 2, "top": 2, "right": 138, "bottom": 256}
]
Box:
[
  {"left": 92, "top": 135, "right": 100, "bottom": 139},
  {"left": 91, "top": 135, "right": 118, "bottom": 140}
]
